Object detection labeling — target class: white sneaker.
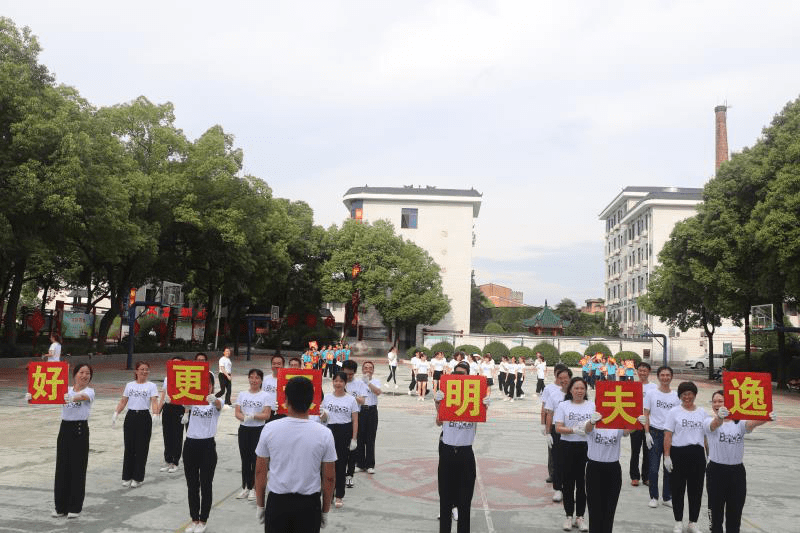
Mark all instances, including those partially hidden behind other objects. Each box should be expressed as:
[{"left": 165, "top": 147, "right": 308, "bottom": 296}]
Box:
[
  {"left": 159, "top": 464, "right": 170, "bottom": 472},
  {"left": 687, "top": 522, "right": 700, "bottom": 533},
  {"left": 408, "top": 390, "right": 413, "bottom": 396},
  {"left": 552, "top": 490, "right": 563, "bottom": 502},
  {"left": 185, "top": 523, "right": 197, "bottom": 533},
  {"left": 452, "top": 507, "right": 458, "bottom": 521},
  {"left": 672, "top": 521, "right": 683, "bottom": 533},
  {"left": 648, "top": 498, "right": 658, "bottom": 508},
  {"left": 121, "top": 480, "right": 132, "bottom": 487},
  {"left": 51, "top": 511, "right": 66, "bottom": 518},
  {"left": 195, "top": 523, "right": 207, "bottom": 533},
  {"left": 576, "top": 517, "right": 588, "bottom": 531},
  {"left": 503, "top": 397, "right": 509, "bottom": 402},
  {"left": 394, "top": 383, "right": 398, "bottom": 389},
  {"left": 168, "top": 464, "right": 178, "bottom": 473},
  {"left": 236, "top": 488, "right": 249, "bottom": 499},
  {"left": 130, "top": 480, "right": 142, "bottom": 488},
  {"left": 510, "top": 398, "right": 515, "bottom": 403},
  {"left": 663, "top": 499, "right": 673, "bottom": 508},
  {"left": 248, "top": 489, "right": 256, "bottom": 501},
  {"left": 367, "top": 468, "right": 375, "bottom": 474},
  {"left": 520, "top": 393, "right": 526, "bottom": 398},
  {"left": 563, "top": 516, "right": 573, "bottom": 531},
  {"left": 67, "top": 513, "right": 80, "bottom": 519}
]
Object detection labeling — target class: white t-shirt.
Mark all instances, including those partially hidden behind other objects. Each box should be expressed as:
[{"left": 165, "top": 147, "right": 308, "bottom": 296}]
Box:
[
  {"left": 388, "top": 351, "right": 397, "bottom": 367},
  {"left": 123, "top": 381, "right": 158, "bottom": 411},
  {"left": 587, "top": 428, "right": 624, "bottom": 462},
  {"left": 480, "top": 360, "right": 495, "bottom": 378},
  {"left": 362, "top": 378, "right": 381, "bottom": 406},
  {"left": 417, "top": 361, "right": 431, "bottom": 375},
  {"left": 641, "top": 382, "right": 658, "bottom": 405},
  {"left": 346, "top": 379, "right": 369, "bottom": 402},
  {"left": 535, "top": 361, "right": 546, "bottom": 379},
  {"left": 47, "top": 342, "right": 61, "bottom": 362},
  {"left": 442, "top": 421, "right": 477, "bottom": 446},
  {"left": 432, "top": 358, "right": 446, "bottom": 372},
  {"left": 704, "top": 418, "right": 747, "bottom": 465},
  {"left": 544, "top": 388, "right": 566, "bottom": 413},
  {"left": 555, "top": 400, "right": 594, "bottom": 442},
  {"left": 255, "top": 417, "right": 337, "bottom": 495},
  {"left": 321, "top": 393, "right": 359, "bottom": 425},
  {"left": 186, "top": 403, "right": 221, "bottom": 439},
  {"left": 469, "top": 361, "right": 480, "bottom": 375},
  {"left": 665, "top": 405, "right": 707, "bottom": 447},
  {"left": 515, "top": 363, "right": 525, "bottom": 375},
  {"left": 499, "top": 361, "right": 509, "bottom": 373},
  {"left": 237, "top": 389, "right": 269, "bottom": 427},
  {"left": 410, "top": 356, "right": 420, "bottom": 371},
  {"left": 541, "top": 383, "right": 560, "bottom": 408},
  {"left": 262, "top": 375, "right": 279, "bottom": 407},
  {"left": 645, "top": 389, "right": 680, "bottom": 430},
  {"left": 218, "top": 356, "right": 232, "bottom": 375},
  {"left": 448, "top": 359, "right": 458, "bottom": 371},
  {"left": 62, "top": 387, "right": 95, "bottom": 421}
]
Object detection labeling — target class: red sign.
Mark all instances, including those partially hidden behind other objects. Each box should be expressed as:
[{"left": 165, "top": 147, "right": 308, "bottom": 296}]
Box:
[
  {"left": 438, "top": 375, "right": 487, "bottom": 422},
  {"left": 28, "top": 362, "right": 69, "bottom": 404},
  {"left": 276, "top": 369, "right": 323, "bottom": 415},
  {"left": 166, "top": 361, "right": 210, "bottom": 405},
  {"left": 309, "top": 341, "right": 319, "bottom": 351},
  {"left": 723, "top": 371, "right": 772, "bottom": 421},
  {"left": 595, "top": 381, "right": 643, "bottom": 430}
]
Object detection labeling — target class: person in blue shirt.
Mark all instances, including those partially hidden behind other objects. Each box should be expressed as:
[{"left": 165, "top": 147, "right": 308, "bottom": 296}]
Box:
[
  {"left": 582, "top": 357, "right": 593, "bottom": 389},
  {"left": 592, "top": 356, "right": 604, "bottom": 383},
  {"left": 606, "top": 358, "right": 618, "bottom": 382}
]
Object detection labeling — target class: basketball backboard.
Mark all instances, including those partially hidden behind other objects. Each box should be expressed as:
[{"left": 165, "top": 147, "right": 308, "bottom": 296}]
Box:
[{"left": 750, "top": 304, "right": 774, "bottom": 331}]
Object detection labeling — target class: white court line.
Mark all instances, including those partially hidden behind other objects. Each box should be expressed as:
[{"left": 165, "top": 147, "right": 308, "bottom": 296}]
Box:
[{"left": 475, "top": 459, "right": 495, "bottom": 533}]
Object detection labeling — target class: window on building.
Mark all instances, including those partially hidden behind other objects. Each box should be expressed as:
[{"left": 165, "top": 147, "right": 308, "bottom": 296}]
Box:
[
  {"left": 400, "top": 208, "right": 418, "bottom": 229},
  {"left": 350, "top": 200, "right": 363, "bottom": 221}
]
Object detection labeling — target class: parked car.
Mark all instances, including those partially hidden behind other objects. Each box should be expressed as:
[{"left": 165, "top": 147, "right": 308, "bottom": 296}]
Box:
[{"left": 684, "top": 354, "right": 729, "bottom": 370}]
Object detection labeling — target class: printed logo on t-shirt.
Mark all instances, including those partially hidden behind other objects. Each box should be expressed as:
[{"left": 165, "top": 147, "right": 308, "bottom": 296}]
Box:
[
  {"left": 263, "top": 384, "right": 277, "bottom": 393},
  {"left": 656, "top": 400, "right": 676, "bottom": 409},
  {"left": 324, "top": 403, "right": 351, "bottom": 414},
  {"left": 191, "top": 407, "right": 215, "bottom": 418},
  {"left": 594, "top": 433, "right": 618, "bottom": 446},
  {"left": 681, "top": 419, "right": 703, "bottom": 429},
  {"left": 718, "top": 430, "right": 744, "bottom": 444},
  {"left": 240, "top": 399, "right": 264, "bottom": 409},
  {"left": 448, "top": 421, "right": 475, "bottom": 430},
  {"left": 128, "top": 389, "right": 151, "bottom": 399},
  {"left": 568, "top": 412, "right": 592, "bottom": 422}
]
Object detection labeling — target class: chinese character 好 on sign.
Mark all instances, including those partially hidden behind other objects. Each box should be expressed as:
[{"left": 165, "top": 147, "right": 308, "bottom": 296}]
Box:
[
  {"left": 167, "top": 361, "right": 209, "bottom": 405},
  {"left": 276, "top": 369, "right": 323, "bottom": 415},
  {"left": 28, "top": 362, "right": 69, "bottom": 404},
  {"left": 595, "top": 381, "right": 643, "bottom": 430},
  {"left": 438, "top": 375, "right": 487, "bottom": 423},
  {"left": 723, "top": 371, "right": 772, "bottom": 421}
]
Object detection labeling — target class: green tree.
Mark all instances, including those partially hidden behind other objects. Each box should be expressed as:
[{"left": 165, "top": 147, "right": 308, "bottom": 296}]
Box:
[
  {"left": 470, "top": 272, "right": 492, "bottom": 333},
  {"left": 554, "top": 298, "right": 580, "bottom": 324}
]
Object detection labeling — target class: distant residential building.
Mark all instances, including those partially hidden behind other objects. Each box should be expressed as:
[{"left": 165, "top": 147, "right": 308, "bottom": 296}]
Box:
[
  {"left": 342, "top": 185, "right": 482, "bottom": 342},
  {"left": 581, "top": 298, "right": 605, "bottom": 314},
  {"left": 521, "top": 302, "right": 568, "bottom": 336},
  {"left": 478, "top": 283, "right": 525, "bottom": 307}
]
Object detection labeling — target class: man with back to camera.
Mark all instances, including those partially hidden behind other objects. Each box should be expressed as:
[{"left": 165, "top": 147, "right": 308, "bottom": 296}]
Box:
[{"left": 255, "top": 377, "right": 336, "bottom": 532}]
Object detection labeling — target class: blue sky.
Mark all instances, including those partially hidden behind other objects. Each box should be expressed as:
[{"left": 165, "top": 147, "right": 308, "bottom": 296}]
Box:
[{"left": 5, "top": 1, "right": 800, "bottom": 306}]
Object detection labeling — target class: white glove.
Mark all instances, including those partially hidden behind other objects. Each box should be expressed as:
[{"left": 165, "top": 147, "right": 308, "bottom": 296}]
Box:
[
  {"left": 663, "top": 456, "right": 673, "bottom": 473},
  {"left": 361, "top": 375, "right": 370, "bottom": 383},
  {"left": 320, "top": 408, "right": 329, "bottom": 423},
  {"left": 349, "top": 439, "right": 357, "bottom": 451},
  {"left": 717, "top": 406, "right": 730, "bottom": 419},
  {"left": 545, "top": 434, "right": 554, "bottom": 449},
  {"left": 482, "top": 396, "right": 491, "bottom": 406},
  {"left": 637, "top": 414, "right": 647, "bottom": 426},
  {"left": 206, "top": 394, "right": 217, "bottom": 404},
  {"left": 244, "top": 414, "right": 255, "bottom": 423},
  {"left": 572, "top": 425, "right": 586, "bottom": 437},
  {"left": 434, "top": 390, "right": 445, "bottom": 402},
  {"left": 273, "top": 402, "right": 279, "bottom": 412},
  {"left": 165, "top": 395, "right": 171, "bottom": 404},
  {"left": 320, "top": 511, "right": 328, "bottom": 529},
  {"left": 591, "top": 412, "right": 603, "bottom": 425},
  {"left": 645, "top": 432, "right": 654, "bottom": 449},
  {"left": 769, "top": 411, "right": 776, "bottom": 421},
  {"left": 257, "top": 506, "right": 265, "bottom": 524},
  {"left": 181, "top": 413, "right": 190, "bottom": 425},
  {"left": 111, "top": 412, "right": 118, "bottom": 428},
  {"left": 63, "top": 393, "right": 72, "bottom": 403},
  {"left": 152, "top": 413, "right": 160, "bottom": 425},
  {"left": 25, "top": 392, "right": 32, "bottom": 401},
  {"left": 541, "top": 427, "right": 548, "bottom": 437}
]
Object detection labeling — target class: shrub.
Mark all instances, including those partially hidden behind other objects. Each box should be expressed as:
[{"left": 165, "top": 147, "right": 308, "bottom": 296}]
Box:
[
  {"left": 483, "top": 341, "right": 510, "bottom": 361},
  {"left": 509, "top": 346, "right": 533, "bottom": 362},
  {"left": 301, "top": 327, "right": 339, "bottom": 347},
  {"left": 584, "top": 343, "right": 612, "bottom": 358},
  {"left": 406, "top": 346, "right": 432, "bottom": 359},
  {"left": 559, "top": 351, "right": 582, "bottom": 367},
  {"left": 430, "top": 341, "right": 455, "bottom": 357},
  {"left": 614, "top": 351, "right": 642, "bottom": 364},
  {"left": 729, "top": 351, "right": 763, "bottom": 372},
  {"left": 532, "top": 342, "right": 560, "bottom": 365},
  {"left": 483, "top": 322, "right": 505, "bottom": 334},
  {"left": 456, "top": 344, "right": 482, "bottom": 356}
]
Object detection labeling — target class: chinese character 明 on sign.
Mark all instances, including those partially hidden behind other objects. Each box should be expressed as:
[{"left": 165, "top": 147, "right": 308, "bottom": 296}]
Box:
[
  {"left": 438, "top": 375, "right": 487, "bottom": 423},
  {"left": 723, "top": 371, "right": 772, "bottom": 421},
  {"left": 28, "top": 362, "right": 69, "bottom": 404},
  {"left": 167, "top": 361, "right": 209, "bottom": 405},
  {"left": 595, "top": 381, "right": 642, "bottom": 430}
]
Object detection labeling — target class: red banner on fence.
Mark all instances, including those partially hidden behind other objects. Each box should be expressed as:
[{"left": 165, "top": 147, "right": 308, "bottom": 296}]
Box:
[
  {"left": 438, "top": 375, "right": 487, "bottom": 422},
  {"left": 723, "top": 371, "right": 772, "bottom": 421},
  {"left": 276, "top": 369, "right": 323, "bottom": 415},
  {"left": 595, "top": 381, "right": 643, "bottom": 430},
  {"left": 28, "top": 362, "right": 69, "bottom": 404},
  {"left": 166, "top": 361, "right": 210, "bottom": 405}
]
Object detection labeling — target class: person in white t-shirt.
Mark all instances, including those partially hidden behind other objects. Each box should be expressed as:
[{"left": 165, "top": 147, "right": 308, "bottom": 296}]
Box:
[
  {"left": 343, "top": 359, "right": 367, "bottom": 485},
  {"left": 386, "top": 346, "right": 398, "bottom": 388},
  {"left": 255, "top": 376, "right": 337, "bottom": 533},
  {"left": 214, "top": 347, "right": 233, "bottom": 407},
  {"left": 26, "top": 363, "right": 95, "bottom": 519},
  {"left": 554, "top": 377, "right": 594, "bottom": 531},
  {"left": 158, "top": 356, "right": 187, "bottom": 475},
  {"left": 469, "top": 354, "right": 481, "bottom": 376},
  {"left": 515, "top": 358, "right": 526, "bottom": 399},
  {"left": 353, "top": 361, "right": 382, "bottom": 474},
  {"left": 434, "top": 360, "right": 491, "bottom": 533},
  {"left": 629, "top": 361, "right": 656, "bottom": 487},
  {"left": 234, "top": 368, "right": 271, "bottom": 500},
  {"left": 663, "top": 381, "right": 707, "bottom": 533},
  {"left": 262, "top": 354, "right": 284, "bottom": 422},
  {"left": 540, "top": 363, "right": 569, "bottom": 491},
  {"left": 181, "top": 379, "right": 223, "bottom": 533},
  {"left": 704, "top": 389, "right": 774, "bottom": 533},
  {"left": 479, "top": 354, "right": 495, "bottom": 389},
  {"left": 321, "top": 371, "right": 359, "bottom": 508},
  {"left": 112, "top": 361, "right": 159, "bottom": 487},
  {"left": 44, "top": 333, "right": 62, "bottom": 362},
  {"left": 642, "top": 365, "right": 679, "bottom": 508},
  {"left": 431, "top": 352, "right": 447, "bottom": 394},
  {"left": 534, "top": 353, "right": 547, "bottom": 394},
  {"left": 416, "top": 354, "right": 432, "bottom": 401},
  {"left": 408, "top": 350, "right": 421, "bottom": 395}
]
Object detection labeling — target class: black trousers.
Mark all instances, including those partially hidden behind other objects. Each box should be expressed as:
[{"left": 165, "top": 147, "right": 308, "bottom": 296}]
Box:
[
  {"left": 505, "top": 374, "right": 516, "bottom": 398},
  {"left": 162, "top": 403, "right": 185, "bottom": 465},
  {"left": 585, "top": 459, "right": 621, "bottom": 533},
  {"left": 54, "top": 420, "right": 89, "bottom": 514},
  {"left": 560, "top": 440, "right": 587, "bottom": 517},
  {"left": 707, "top": 461, "right": 746, "bottom": 533},
  {"left": 669, "top": 444, "right": 706, "bottom": 522},
  {"left": 215, "top": 374, "right": 232, "bottom": 405},
  {"left": 354, "top": 406, "right": 378, "bottom": 470},
  {"left": 409, "top": 370, "right": 417, "bottom": 391},
  {"left": 536, "top": 378, "right": 545, "bottom": 393},
  {"left": 498, "top": 372, "right": 506, "bottom": 392},
  {"left": 183, "top": 437, "right": 217, "bottom": 522},
  {"left": 122, "top": 410, "right": 152, "bottom": 482},
  {"left": 550, "top": 428, "right": 563, "bottom": 490},
  {"left": 387, "top": 365, "right": 397, "bottom": 383},
  {"left": 438, "top": 442, "right": 475, "bottom": 533},
  {"left": 329, "top": 423, "right": 352, "bottom": 498},
  {"left": 266, "top": 491, "right": 321, "bottom": 533},
  {"left": 516, "top": 374, "right": 524, "bottom": 396},
  {"left": 325, "top": 363, "right": 336, "bottom": 378},
  {"left": 238, "top": 425, "right": 263, "bottom": 490},
  {"left": 629, "top": 429, "right": 649, "bottom": 482}
]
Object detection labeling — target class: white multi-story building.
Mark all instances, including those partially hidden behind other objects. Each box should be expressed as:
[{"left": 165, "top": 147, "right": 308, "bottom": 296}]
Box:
[
  {"left": 342, "top": 186, "right": 482, "bottom": 343},
  {"left": 599, "top": 186, "right": 745, "bottom": 362}
]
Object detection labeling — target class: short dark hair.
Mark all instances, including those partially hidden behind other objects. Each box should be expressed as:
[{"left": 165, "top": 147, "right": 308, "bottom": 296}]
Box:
[
  {"left": 248, "top": 368, "right": 264, "bottom": 380},
  {"left": 285, "top": 376, "right": 314, "bottom": 412},
  {"left": 332, "top": 371, "right": 348, "bottom": 382},
  {"left": 195, "top": 352, "right": 208, "bottom": 361},
  {"left": 555, "top": 367, "right": 573, "bottom": 380},
  {"left": 677, "top": 381, "right": 698, "bottom": 397},
  {"left": 73, "top": 363, "right": 93, "bottom": 380},
  {"left": 271, "top": 354, "right": 285, "bottom": 364},
  {"left": 289, "top": 357, "right": 301, "bottom": 366},
  {"left": 637, "top": 361, "right": 651, "bottom": 371},
  {"left": 455, "top": 361, "right": 471, "bottom": 374},
  {"left": 342, "top": 360, "right": 358, "bottom": 372},
  {"left": 656, "top": 365, "right": 673, "bottom": 377}
]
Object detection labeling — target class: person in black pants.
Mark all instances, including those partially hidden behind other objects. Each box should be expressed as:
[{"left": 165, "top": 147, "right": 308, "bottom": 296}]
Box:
[
  {"left": 113, "top": 361, "right": 159, "bottom": 488},
  {"left": 321, "top": 372, "right": 359, "bottom": 508},
  {"left": 215, "top": 347, "right": 233, "bottom": 406},
  {"left": 159, "top": 356, "right": 186, "bottom": 474},
  {"left": 355, "top": 361, "right": 381, "bottom": 473},
  {"left": 234, "top": 369, "right": 271, "bottom": 500}
]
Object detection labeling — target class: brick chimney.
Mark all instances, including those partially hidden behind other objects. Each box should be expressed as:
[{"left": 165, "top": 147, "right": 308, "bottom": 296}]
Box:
[{"left": 715, "top": 105, "right": 729, "bottom": 172}]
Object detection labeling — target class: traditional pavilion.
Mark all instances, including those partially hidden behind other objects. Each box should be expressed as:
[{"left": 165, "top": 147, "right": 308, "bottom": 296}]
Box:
[{"left": 521, "top": 301, "right": 569, "bottom": 336}]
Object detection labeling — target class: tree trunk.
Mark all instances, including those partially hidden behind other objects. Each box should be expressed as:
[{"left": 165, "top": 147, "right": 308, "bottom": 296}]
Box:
[
  {"left": 702, "top": 308, "right": 716, "bottom": 380},
  {"left": 95, "top": 283, "right": 123, "bottom": 353},
  {"left": 231, "top": 297, "right": 241, "bottom": 358},
  {"left": 3, "top": 257, "right": 27, "bottom": 344},
  {"left": 774, "top": 301, "right": 787, "bottom": 390},
  {"left": 202, "top": 286, "right": 215, "bottom": 347},
  {"left": 744, "top": 308, "right": 751, "bottom": 360}
]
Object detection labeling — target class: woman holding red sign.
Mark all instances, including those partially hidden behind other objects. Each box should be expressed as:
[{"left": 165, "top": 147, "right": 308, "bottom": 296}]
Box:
[
  {"left": 234, "top": 368, "right": 271, "bottom": 500},
  {"left": 704, "top": 390, "right": 774, "bottom": 533}
]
